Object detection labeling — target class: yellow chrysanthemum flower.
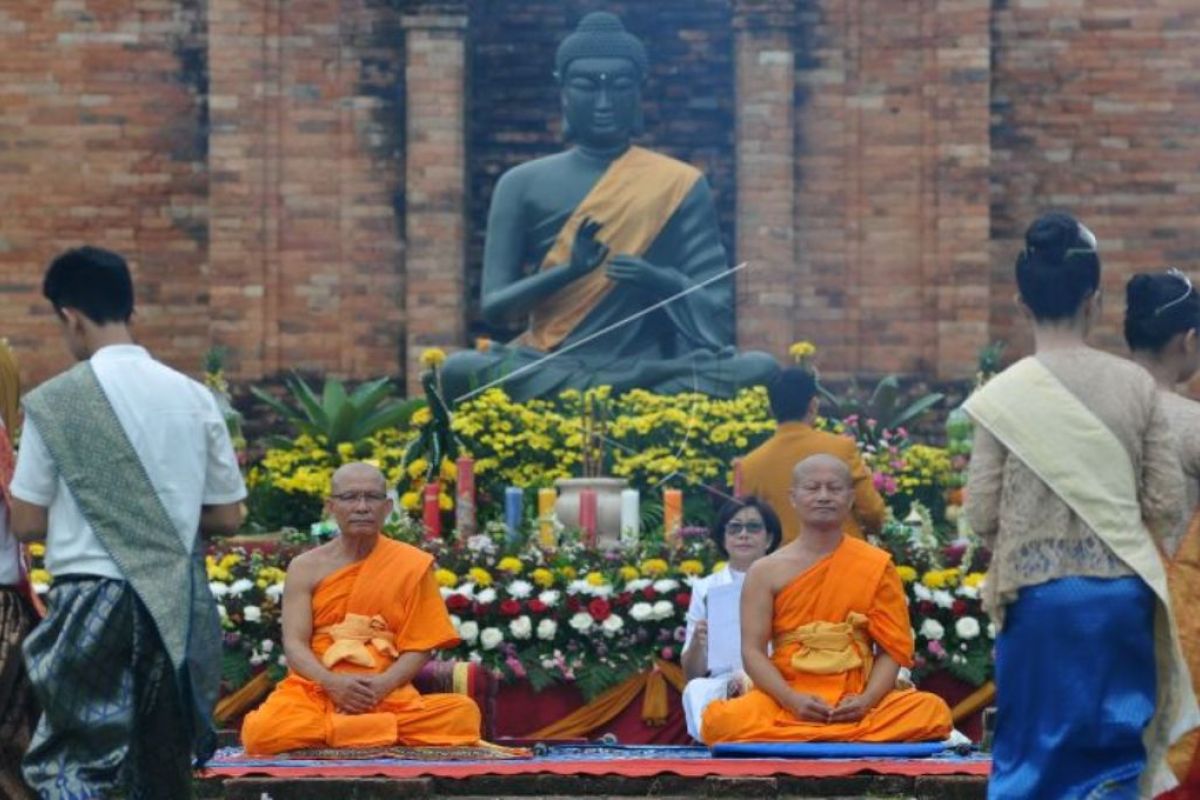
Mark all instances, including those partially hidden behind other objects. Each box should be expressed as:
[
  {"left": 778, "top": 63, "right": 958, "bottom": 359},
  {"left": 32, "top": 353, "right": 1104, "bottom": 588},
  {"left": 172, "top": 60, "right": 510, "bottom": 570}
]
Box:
[
  {"left": 711, "top": 560, "right": 727, "bottom": 575},
  {"left": 407, "top": 458, "right": 429, "bottom": 480},
  {"left": 497, "top": 557, "right": 524, "bottom": 574},
  {"left": 467, "top": 567, "right": 493, "bottom": 588},
  {"left": 618, "top": 565, "right": 640, "bottom": 582},
  {"left": 558, "top": 566, "right": 577, "bottom": 580},
  {"left": 896, "top": 565, "right": 918, "bottom": 583},
  {"left": 678, "top": 559, "right": 704, "bottom": 576},
  {"left": 400, "top": 492, "right": 420, "bottom": 510},
  {"left": 921, "top": 570, "right": 948, "bottom": 589},
  {"left": 434, "top": 568, "right": 458, "bottom": 588},
  {"left": 963, "top": 572, "right": 987, "bottom": 589},
  {"left": 531, "top": 568, "right": 555, "bottom": 588},
  {"left": 438, "top": 492, "right": 453, "bottom": 511},
  {"left": 28, "top": 542, "right": 46, "bottom": 558},
  {"left": 419, "top": 348, "right": 447, "bottom": 368},
  {"left": 585, "top": 571, "right": 607, "bottom": 587},
  {"left": 788, "top": 340, "right": 817, "bottom": 363},
  {"left": 640, "top": 558, "right": 669, "bottom": 577},
  {"left": 411, "top": 407, "right": 432, "bottom": 427},
  {"left": 29, "top": 569, "right": 51, "bottom": 585}
]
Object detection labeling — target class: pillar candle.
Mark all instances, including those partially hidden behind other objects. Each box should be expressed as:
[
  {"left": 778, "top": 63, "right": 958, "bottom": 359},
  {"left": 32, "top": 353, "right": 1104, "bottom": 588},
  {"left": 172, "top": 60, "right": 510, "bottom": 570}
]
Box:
[
  {"left": 423, "top": 481, "right": 441, "bottom": 540},
  {"left": 537, "top": 487, "right": 557, "bottom": 549},
  {"left": 732, "top": 457, "right": 745, "bottom": 499},
  {"left": 620, "top": 488, "right": 640, "bottom": 545},
  {"left": 455, "top": 456, "right": 476, "bottom": 539},
  {"left": 578, "top": 489, "right": 598, "bottom": 548},
  {"left": 663, "top": 488, "right": 683, "bottom": 547},
  {"left": 504, "top": 487, "right": 523, "bottom": 544}
]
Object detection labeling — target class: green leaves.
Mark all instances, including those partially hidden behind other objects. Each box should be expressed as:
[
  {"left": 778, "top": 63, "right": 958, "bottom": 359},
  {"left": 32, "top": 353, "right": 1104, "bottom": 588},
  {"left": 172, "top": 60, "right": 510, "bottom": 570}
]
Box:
[
  {"left": 251, "top": 372, "right": 422, "bottom": 451},
  {"left": 821, "top": 374, "right": 945, "bottom": 432}
]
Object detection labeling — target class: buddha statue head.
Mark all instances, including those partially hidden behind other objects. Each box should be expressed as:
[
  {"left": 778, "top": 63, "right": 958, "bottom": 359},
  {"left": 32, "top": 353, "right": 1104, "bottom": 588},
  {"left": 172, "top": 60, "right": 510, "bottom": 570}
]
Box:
[{"left": 555, "top": 12, "right": 647, "bottom": 148}]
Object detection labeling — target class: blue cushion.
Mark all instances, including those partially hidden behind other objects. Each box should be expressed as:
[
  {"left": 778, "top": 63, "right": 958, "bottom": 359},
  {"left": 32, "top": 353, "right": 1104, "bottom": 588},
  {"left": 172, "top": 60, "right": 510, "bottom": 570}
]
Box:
[{"left": 710, "top": 741, "right": 948, "bottom": 759}]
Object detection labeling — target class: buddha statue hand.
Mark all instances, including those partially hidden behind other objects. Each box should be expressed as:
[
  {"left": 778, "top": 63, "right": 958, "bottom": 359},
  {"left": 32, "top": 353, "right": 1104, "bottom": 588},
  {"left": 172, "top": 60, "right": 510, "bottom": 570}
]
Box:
[
  {"left": 568, "top": 217, "right": 609, "bottom": 277},
  {"left": 606, "top": 253, "right": 685, "bottom": 297}
]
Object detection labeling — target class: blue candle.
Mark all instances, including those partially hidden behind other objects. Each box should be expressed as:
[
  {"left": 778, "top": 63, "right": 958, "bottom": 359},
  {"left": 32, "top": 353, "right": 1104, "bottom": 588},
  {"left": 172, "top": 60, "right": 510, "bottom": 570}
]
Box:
[{"left": 504, "top": 486, "right": 523, "bottom": 543}]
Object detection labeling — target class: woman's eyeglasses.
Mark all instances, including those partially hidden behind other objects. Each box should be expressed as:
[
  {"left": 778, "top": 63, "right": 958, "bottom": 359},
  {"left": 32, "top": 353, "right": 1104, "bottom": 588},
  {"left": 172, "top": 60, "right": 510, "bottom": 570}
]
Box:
[{"left": 725, "top": 521, "right": 765, "bottom": 535}]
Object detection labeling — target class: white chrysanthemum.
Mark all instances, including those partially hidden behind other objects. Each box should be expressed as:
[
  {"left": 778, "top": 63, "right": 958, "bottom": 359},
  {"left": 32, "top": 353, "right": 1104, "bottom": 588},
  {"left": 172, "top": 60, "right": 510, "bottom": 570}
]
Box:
[
  {"left": 919, "top": 618, "right": 945, "bottom": 641},
  {"left": 912, "top": 583, "right": 933, "bottom": 602},
  {"left": 630, "top": 602, "right": 654, "bottom": 622},
  {"left": 601, "top": 614, "right": 625, "bottom": 636},
  {"left": 955, "top": 617, "right": 981, "bottom": 640},
  {"left": 625, "top": 578, "right": 653, "bottom": 593},
  {"left": 261, "top": 639, "right": 274, "bottom": 653},
  {"left": 568, "top": 612, "right": 594, "bottom": 632},
  {"left": 538, "top": 589, "right": 561, "bottom": 607},
  {"left": 209, "top": 582, "right": 230, "bottom": 598},
  {"left": 651, "top": 600, "right": 675, "bottom": 620},
  {"left": 507, "top": 579, "right": 534, "bottom": 599},
  {"left": 459, "top": 621, "right": 479, "bottom": 645},
  {"left": 230, "top": 578, "right": 254, "bottom": 596},
  {"left": 932, "top": 590, "right": 955, "bottom": 609},
  {"left": 265, "top": 583, "right": 284, "bottom": 603},
  {"left": 480, "top": 627, "right": 504, "bottom": 650},
  {"left": 987, "top": 621, "right": 996, "bottom": 639},
  {"left": 242, "top": 605, "right": 262, "bottom": 623},
  {"left": 475, "top": 588, "right": 497, "bottom": 605},
  {"left": 509, "top": 615, "right": 533, "bottom": 640},
  {"left": 536, "top": 618, "right": 558, "bottom": 641},
  {"left": 653, "top": 579, "right": 679, "bottom": 594}
]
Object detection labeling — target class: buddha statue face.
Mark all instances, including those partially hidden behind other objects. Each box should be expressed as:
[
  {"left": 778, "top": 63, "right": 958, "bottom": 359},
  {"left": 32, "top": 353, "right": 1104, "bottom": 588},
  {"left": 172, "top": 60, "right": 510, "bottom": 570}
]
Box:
[{"left": 560, "top": 56, "right": 642, "bottom": 149}]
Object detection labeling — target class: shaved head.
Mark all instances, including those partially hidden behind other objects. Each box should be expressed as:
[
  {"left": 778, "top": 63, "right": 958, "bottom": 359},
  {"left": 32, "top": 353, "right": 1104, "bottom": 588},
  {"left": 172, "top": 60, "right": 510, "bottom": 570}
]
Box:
[
  {"left": 331, "top": 462, "right": 387, "bottom": 494},
  {"left": 792, "top": 454, "right": 851, "bottom": 488}
]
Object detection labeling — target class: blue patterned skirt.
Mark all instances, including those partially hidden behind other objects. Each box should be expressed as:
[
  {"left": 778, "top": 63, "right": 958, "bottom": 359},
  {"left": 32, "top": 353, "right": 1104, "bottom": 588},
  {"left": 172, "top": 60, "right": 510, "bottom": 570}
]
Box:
[{"left": 989, "top": 576, "right": 1156, "bottom": 800}]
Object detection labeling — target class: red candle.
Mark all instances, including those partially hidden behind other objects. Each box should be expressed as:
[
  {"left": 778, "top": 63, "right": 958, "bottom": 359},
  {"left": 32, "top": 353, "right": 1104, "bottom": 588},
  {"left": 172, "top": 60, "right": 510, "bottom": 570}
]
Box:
[
  {"left": 455, "top": 456, "right": 476, "bottom": 539},
  {"left": 732, "top": 457, "right": 745, "bottom": 499},
  {"left": 423, "top": 481, "right": 441, "bottom": 540},
  {"left": 578, "top": 489, "right": 598, "bottom": 548}
]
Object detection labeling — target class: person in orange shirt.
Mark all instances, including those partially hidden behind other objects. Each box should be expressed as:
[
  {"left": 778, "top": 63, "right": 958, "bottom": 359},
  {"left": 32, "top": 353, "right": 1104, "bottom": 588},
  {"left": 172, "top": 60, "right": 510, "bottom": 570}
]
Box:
[
  {"left": 701, "top": 454, "right": 951, "bottom": 744},
  {"left": 241, "top": 462, "right": 480, "bottom": 754},
  {"left": 741, "top": 368, "right": 885, "bottom": 544}
]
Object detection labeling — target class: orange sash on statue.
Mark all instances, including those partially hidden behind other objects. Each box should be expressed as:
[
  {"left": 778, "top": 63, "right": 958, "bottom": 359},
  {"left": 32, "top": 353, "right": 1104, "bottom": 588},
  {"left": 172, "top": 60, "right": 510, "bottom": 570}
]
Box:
[{"left": 519, "top": 146, "right": 701, "bottom": 352}]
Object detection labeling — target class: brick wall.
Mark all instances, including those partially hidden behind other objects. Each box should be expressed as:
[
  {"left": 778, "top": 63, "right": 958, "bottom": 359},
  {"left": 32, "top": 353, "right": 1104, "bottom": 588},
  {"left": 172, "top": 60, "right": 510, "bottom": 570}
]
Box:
[{"left": 1, "top": 0, "right": 1197, "bottom": 393}]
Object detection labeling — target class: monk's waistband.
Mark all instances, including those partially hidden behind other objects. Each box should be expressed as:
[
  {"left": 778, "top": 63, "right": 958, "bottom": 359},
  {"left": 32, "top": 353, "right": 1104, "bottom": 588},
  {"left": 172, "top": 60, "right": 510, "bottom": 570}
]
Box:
[
  {"left": 316, "top": 613, "right": 399, "bottom": 669},
  {"left": 773, "top": 612, "right": 873, "bottom": 675}
]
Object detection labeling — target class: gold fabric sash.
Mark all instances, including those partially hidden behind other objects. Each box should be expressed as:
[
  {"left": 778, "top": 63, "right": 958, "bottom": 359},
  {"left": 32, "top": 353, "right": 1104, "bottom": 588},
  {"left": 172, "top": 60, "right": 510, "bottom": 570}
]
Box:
[
  {"left": 519, "top": 146, "right": 701, "bottom": 352},
  {"left": 774, "top": 612, "right": 873, "bottom": 676},
  {"left": 964, "top": 356, "right": 1200, "bottom": 796},
  {"left": 317, "top": 613, "right": 400, "bottom": 669}
]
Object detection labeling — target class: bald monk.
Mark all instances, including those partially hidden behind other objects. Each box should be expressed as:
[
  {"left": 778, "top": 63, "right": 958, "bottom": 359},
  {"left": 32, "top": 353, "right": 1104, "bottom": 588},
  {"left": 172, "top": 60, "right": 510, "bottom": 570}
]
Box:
[
  {"left": 241, "top": 463, "right": 480, "bottom": 754},
  {"left": 741, "top": 368, "right": 885, "bottom": 545},
  {"left": 701, "top": 455, "right": 952, "bottom": 744}
]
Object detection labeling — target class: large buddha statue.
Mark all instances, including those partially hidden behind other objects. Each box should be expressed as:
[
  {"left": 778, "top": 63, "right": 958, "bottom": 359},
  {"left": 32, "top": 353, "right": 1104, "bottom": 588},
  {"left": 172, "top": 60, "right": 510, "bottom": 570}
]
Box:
[{"left": 442, "top": 12, "right": 779, "bottom": 402}]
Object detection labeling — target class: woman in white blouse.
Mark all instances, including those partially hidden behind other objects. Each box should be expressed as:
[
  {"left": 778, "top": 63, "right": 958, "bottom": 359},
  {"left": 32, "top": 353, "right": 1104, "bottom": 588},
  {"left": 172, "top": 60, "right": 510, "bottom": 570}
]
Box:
[{"left": 681, "top": 496, "right": 781, "bottom": 742}]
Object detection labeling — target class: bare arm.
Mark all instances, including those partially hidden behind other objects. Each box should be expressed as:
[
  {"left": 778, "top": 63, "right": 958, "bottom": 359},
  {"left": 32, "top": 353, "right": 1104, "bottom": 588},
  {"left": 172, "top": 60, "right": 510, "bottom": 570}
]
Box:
[
  {"left": 681, "top": 619, "right": 708, "bottom": 681},
  {"left": 740, "top": 561, "right": 831, "bottom": 722},
  {"left": 200, "top": 502, "right": 245, "bottom": 537},
  {"left": 369, "top": 650, "right": 431, "bottom": 698},
  {"left": 10, "top": 498, "right": 47, "bottom": 543}
]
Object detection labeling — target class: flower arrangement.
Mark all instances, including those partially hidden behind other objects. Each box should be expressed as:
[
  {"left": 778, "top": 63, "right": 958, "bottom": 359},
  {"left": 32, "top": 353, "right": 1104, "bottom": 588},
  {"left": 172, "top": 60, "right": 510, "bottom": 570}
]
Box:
[{"left": 204, "top": 545, "right": 294, "bottom": 691}]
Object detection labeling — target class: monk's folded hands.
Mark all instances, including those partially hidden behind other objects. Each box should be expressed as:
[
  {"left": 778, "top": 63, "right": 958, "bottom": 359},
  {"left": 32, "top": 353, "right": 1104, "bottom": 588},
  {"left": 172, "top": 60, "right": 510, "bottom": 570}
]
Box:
[
  {"left": 325, "top": 674, "right": 376, "bottom": 714},
  {"left": 828, "top": 692, "right": 875, "bottom": 724},
  {"left": 784, "top": 690, "right": 833, "bottom": 723}
]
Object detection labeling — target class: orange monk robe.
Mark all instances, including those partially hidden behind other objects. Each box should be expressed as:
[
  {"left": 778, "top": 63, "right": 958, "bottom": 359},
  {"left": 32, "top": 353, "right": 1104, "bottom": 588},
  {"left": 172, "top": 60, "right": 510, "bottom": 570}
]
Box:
[
  {"left": 701, "top": 537, "right": 952, "bottom": 743},
  {"left": 1168, "top": 511, "right": 1200, "bottom": 780},
  {"left": 741, "top": 422, "right": 885, "bottom": 545},
  {"left": 242, "top": 539, "right": 480, "bottom": 754}
]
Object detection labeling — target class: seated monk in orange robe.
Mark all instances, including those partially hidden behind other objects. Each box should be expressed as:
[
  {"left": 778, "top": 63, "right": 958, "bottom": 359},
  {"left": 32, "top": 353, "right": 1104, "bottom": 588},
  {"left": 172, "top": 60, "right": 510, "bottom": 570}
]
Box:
[
  {"left": 242, "top": 463, "right": 480, "bottom": 754},
  {"left": 702, "top": 454, "right": 952, "bottom": 744}
]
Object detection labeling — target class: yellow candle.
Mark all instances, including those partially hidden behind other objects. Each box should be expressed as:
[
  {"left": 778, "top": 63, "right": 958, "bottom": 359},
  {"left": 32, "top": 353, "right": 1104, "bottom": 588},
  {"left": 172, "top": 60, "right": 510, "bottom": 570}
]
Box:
[
  {"left": 538, "top": 487, "right": 557, "bottom": 549},
  {"left": 663, "top": 488, "right": 683, "bottom": 547}
]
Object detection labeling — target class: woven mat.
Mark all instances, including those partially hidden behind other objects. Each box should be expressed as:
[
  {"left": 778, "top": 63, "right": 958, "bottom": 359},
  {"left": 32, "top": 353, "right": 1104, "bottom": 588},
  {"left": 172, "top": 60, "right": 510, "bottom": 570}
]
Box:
[{"left": 271, "top": 744, "right": 531, "bottom": 761}]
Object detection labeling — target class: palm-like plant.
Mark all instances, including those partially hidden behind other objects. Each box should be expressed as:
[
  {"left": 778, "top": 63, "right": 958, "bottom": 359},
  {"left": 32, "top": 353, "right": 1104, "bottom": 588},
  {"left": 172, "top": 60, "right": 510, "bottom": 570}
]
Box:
[
  {"left": 251, "top": 373, "right": 421, "bottom": 450},
  {"left": 819, "top": 375, "right": 944, "bottom": 433}
]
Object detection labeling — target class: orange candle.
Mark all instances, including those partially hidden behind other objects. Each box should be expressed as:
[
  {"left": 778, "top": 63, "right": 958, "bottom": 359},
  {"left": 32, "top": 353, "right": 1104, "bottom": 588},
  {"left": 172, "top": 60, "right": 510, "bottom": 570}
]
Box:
[{"left": 663, "top": 488, "right": 683, "bottom": 546}]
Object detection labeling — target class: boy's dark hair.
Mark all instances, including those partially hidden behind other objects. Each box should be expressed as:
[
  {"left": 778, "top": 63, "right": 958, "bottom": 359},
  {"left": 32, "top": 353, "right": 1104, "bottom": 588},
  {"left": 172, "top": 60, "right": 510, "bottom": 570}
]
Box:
[
  {"left": 710, "top": 496, "right": 783, "bottom": 559},
  {"left": 1014, "top": 212, "right": 1101, "bottom": 322},
  {"left": 42, "top": 246, "right": 134, "bottom": 324},
  {"left": 766, "top": 368, "right": 819, "bottom": 423}
]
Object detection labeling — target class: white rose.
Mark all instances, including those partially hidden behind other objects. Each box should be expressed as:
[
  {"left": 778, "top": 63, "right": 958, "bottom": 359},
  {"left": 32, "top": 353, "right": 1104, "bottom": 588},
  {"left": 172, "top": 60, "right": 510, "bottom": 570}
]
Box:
[
  {"left": 568, "top": 612, "right": 594, "bottom": 633},
  {"left": 230, "top": 578, "right": 254, "bottom": 596},
  {"left": 459, "top": 621, "right": 479, "bottom": 645},
  {"left": 261, "top": 639, "right": 274, "bottom": 653},
  {"left": 955, "top": 617, "right": 981, "bottom": 640},
  {"left": 987, "top": 622, "right": 996, "bottom": 639},
  {"left": 480, "top": 626, "right": 504, "bottom": 650},
  {"left": 919, "top": 619, "right": 945, "bottom": 641},
  {"left": 586, "top": 583, "right": 613, "bottom": 598},
  {"left": 536, "top": 618, "right": 558, "bottom": 640},
  {"left": 912, "top": 583, "right": 933, "bottom": 602},
  {"left": 243, "top": 605, "right": 262, "bottom": 623},
  {"left": 601, "top": 614, "right": 625, "bottom": 636},
  {"left": 653, "top": 579, "right": 679, "bottom": 594},
  {"left": 455, "top": 582, "right": 476, "bottom": 599},
  {"left": 626, "top": 578, "right": 652, "bottom": 592},
  {"left": 507, "top": 580, "right": 534, "bottom": 599},
  {"left": 509, "top": 615, "right": 533, "bottom": 640},
  {"left": 538, "top": 590, "right": 561, "bottom": 607},
  {"left": 265, "top": 583, "right": 284, "bottom": 603},
  {"left": 209, "top": 582, "right": 230, "bottom": 598},
  {"left": 475, "top": 588, "right": 497, "bottom": 605},
  {"left": 567, "top": 579, "right": 590, "bottom": 595},
  {"left": 630, "top": 602, "right": 654, "bottom": 622},
  {"left": 652, "top": 600, "right": 675, "bottom": 621},
  {"left": 932, "top": 590, "right": 954, "bottom": 609}
]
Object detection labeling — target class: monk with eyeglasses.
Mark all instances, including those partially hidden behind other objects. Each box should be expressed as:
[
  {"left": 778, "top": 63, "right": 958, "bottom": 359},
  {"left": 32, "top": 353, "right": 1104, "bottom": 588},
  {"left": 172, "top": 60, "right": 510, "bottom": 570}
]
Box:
[{"left": 242, "top": 462, "right": 480, "bottom": 754}]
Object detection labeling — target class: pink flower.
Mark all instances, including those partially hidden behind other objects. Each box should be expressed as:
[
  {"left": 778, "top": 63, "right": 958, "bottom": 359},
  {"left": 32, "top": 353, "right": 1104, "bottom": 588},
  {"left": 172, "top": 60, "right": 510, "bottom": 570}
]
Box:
[
  {"left": 927, "top": 640, "right": 946, "bottom": 659},
  {"left": 505, "top": 655, "right": 527, "bottom": 679},
  {"left": 660, "top": 646, "right": 675, "bottom": 661}
]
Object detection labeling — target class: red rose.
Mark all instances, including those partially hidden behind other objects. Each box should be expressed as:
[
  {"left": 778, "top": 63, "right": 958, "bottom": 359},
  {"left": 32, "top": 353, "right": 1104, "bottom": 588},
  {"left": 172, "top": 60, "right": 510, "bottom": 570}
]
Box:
[
  {"left": 675, "top": 592, "right": 691, "bottom": 608},
  {"left": 567, "top": 596, "right": 582, "bottom": 612},
  {"left": 588, "top": 598, "right": 611, "bottom": 622},
  {"left": 445, "top": 594, "right": 470, "bottom": 611},
  {"left": 918, "top": 600, "right": 936, "bottom": 616},
  {"left": 641, "top": 587, "right": 657, "bottom": 601},
  {"left": 951, "top": 600, "right": 968, "bottom": 616},
  {"left": 473, "top": 601, "right": 493, "bottom": 616},
  {"left": 499, "top": 599, "right": 522, "bottom": 617},
  {"left": 613, "top": 592, "right": 633, "bottom": 608},
  {"left": 527, "top": 599, "right": 548, "bottom": 614}
]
